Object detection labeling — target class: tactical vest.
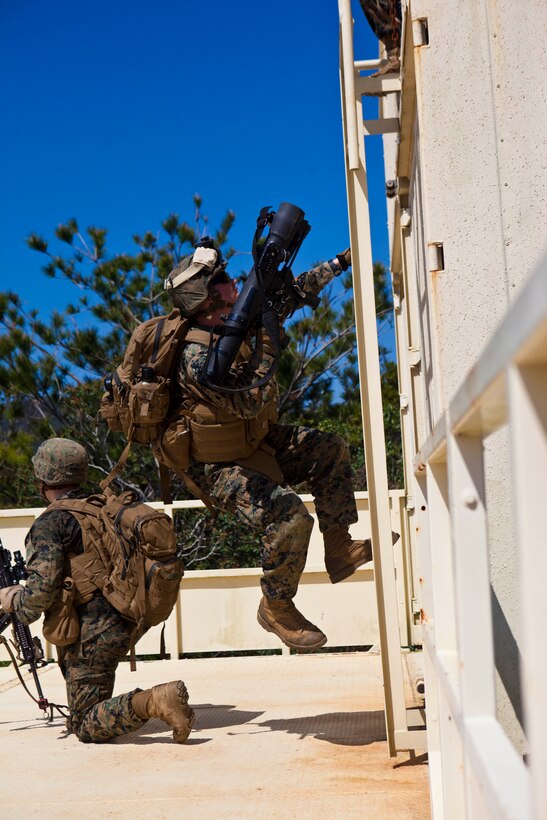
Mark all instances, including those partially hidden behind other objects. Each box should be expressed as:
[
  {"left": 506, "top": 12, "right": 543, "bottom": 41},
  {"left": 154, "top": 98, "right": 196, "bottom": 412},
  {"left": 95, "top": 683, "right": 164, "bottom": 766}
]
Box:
[{"left": 174, "top": 328, "right": 283, "bottom": 482}]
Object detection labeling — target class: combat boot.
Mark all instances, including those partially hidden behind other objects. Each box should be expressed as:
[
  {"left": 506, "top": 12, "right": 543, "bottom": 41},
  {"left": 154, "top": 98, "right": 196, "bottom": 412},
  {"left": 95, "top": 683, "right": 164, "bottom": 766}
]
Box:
[
  {"left": 324, "top": 526, "right": 372, "bottom": 583},
  {"left": 132, "top": 680, "right": 195, "bottom": 743},
  {"left": 324, "top": 526, "right": 400, "bottom": 583},
  {"left": 257, "top": 596, "right": 327, "bottom": 651}
]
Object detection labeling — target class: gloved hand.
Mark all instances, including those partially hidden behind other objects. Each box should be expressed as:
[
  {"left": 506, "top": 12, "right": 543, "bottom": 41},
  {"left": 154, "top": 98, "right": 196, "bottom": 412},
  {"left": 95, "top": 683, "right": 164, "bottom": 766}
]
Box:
[
  {"left": 336, "top": 248, "right": 351, "bottom": 271},
  {"left": 0, "top": 584, "right": 23, "bottom": 613}
]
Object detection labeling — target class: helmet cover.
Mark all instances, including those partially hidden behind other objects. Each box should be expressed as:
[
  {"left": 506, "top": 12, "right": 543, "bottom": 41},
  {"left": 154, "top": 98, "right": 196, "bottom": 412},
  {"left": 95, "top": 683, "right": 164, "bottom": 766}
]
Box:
[
  {"left": 32, "top": 438, "right": 89, "bottom": 487},
  {"left": 165, "top": 246, "right": 228, "bottom": 318}
]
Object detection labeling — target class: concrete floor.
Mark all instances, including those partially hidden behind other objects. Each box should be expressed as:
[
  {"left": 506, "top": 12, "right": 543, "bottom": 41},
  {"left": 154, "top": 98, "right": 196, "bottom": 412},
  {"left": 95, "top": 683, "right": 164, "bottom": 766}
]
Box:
[{"left": 0, "top": 651, "right": 430, "bottom": 819}]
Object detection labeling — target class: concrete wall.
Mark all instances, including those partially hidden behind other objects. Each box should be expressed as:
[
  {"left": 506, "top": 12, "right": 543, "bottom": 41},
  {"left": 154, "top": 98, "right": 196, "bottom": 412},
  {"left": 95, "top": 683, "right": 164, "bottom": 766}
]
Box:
[
  {"left": 383, "top": 0, "right": 547, "bottom": 752},
  {"left": 0, "top": 492, "right": 414, "bottom": 661},
  {"left": 403, "top": 0, "right": 547, "bottom": 413}
]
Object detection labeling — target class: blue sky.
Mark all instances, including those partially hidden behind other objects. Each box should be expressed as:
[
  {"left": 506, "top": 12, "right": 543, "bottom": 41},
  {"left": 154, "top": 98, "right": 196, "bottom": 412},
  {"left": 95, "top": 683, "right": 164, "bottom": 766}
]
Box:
[{"left": 0, "top": 0, "right": 390, "bottom": 342}]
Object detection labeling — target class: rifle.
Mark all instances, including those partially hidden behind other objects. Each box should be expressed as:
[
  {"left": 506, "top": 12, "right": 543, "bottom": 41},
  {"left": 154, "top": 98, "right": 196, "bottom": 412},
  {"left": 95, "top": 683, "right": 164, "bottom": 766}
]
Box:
[{"left": 0, "top": 542, "right": 68, "bottom": 720}]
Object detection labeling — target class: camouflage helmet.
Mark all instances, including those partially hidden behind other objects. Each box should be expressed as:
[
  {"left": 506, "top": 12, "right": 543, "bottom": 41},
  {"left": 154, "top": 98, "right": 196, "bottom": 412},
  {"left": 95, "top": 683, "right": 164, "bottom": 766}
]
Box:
[
  {"left": 164, "top": 245, "right": 227, "bottom": 318},
  {"left": 32, "top": 438, "right": 88, "bottom": 487}
]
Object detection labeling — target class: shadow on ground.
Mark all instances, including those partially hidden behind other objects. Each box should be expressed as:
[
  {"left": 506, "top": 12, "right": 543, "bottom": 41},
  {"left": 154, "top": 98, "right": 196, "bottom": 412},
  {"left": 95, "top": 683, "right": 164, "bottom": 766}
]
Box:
[
  {"left": 393, "top": 752, "right": 429, "bottom": 768},
  {"left": 257, "top": 710, "right": 387, "bottom": 746},
  {"left": 112, "top": 703, "right": 263, "bottom": 745}
]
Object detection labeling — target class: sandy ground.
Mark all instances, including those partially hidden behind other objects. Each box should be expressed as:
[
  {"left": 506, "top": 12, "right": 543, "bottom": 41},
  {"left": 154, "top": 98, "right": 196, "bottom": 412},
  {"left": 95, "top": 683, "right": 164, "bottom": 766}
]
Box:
[{"left": 0, "top": 651, "right": 430, "bottom": 819}]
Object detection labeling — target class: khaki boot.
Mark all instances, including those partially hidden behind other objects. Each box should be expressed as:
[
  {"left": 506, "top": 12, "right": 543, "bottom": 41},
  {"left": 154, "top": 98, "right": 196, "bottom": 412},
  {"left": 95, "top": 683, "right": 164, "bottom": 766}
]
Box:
[
  {"left": 324, "top": 527, "right": 400, "bottom": 583},
  {"left": 132, "top": 680, "right": 195, "bottom": 743},
  {"left": 257, "top": 596, "right": 327, "bottom": 652}
]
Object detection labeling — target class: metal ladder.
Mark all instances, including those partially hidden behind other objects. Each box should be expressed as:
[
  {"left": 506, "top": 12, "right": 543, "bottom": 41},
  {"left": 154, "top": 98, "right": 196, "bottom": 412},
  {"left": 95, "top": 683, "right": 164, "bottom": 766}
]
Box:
[{"left": 338, "top": 0, "right": 425, "bottom": 756}]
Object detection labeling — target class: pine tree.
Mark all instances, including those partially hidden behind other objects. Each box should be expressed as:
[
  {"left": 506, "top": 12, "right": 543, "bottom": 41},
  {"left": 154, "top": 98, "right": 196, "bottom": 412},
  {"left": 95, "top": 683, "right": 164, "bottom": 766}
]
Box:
[{"left": 0, "top": 202, "right": 402, "bottom": 566}]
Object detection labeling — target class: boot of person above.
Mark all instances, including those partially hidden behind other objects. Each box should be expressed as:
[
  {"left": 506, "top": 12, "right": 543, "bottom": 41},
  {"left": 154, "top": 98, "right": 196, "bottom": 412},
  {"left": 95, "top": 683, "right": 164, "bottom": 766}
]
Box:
[
  {"left": 257, "top": 596, "right": 327, "bottom": 651},
  {"left": 323, "top": 526, "right": 400, "bottom": 584},
  {"left": 132, "top": 680, "right": 195, "bottom": 743},
  {"left": 370, "top": 46, "right": 401, "bottom": 77}
]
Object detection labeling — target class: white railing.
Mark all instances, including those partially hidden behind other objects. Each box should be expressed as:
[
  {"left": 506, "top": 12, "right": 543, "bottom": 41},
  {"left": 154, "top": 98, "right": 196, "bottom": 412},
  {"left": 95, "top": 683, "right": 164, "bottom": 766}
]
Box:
[
  {"left": 413, "top": 255, "right": 547, "bottom": 819},
  {"left": 0, "top": 491, "right": 413, "bottom": 661}
]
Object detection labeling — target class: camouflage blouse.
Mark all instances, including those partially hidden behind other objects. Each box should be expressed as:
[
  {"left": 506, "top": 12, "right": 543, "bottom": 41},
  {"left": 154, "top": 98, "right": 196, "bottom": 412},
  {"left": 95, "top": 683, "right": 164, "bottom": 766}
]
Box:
[{"left": 13, "top": 495, "right": 83, "bottom": 626}]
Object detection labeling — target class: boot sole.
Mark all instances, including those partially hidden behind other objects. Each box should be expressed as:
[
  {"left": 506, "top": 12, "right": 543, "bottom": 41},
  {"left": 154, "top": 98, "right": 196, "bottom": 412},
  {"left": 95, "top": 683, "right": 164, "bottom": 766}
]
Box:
[
  {"left": 329, "top": 557, "right": 372, "bottom": 584},
  {"left": 173, "top": 707, "right": 195, "bottom": 743},
  {"left": 328, "top": 551, "right": 373, "bottom": 584},
  {"left": 257, "top": 611, "right": 327, "bottom": 652},
  {"left": 172, "top": 681, "right": 195, "bottom": 743}
]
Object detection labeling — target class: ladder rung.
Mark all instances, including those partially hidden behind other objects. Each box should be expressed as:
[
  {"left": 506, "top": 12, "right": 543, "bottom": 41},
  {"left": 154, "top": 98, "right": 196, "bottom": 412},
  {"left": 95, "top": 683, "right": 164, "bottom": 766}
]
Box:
[
  {"left": 363, "top": 117, "right": 400, "bottom": 137},
  {"left": 356, "top": 73, "right": 402, "bottom": 97}
]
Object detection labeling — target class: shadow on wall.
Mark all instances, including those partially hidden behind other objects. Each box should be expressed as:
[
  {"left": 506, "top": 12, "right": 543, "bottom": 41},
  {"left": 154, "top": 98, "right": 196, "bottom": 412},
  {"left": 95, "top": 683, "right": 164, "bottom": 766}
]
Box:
[{"left": 490, "top": 584, "right": 525, "bottom": 732}]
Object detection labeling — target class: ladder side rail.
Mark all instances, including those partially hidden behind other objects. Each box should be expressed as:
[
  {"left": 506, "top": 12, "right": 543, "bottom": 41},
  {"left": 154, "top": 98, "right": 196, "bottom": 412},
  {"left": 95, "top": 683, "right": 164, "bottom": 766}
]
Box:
[{"left": 339, "top": 0, "right": 411, "bottom": 756}]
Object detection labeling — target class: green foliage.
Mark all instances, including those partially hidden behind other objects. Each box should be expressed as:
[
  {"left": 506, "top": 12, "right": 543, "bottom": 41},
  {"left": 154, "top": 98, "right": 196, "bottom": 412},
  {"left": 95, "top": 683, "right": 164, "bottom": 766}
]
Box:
[
  {"left": 0, "top": 199, "right": 235, "bottom": 505},
  {"left": 175, "top": 508, "right": 263, "bottom": 570},
  {"left": 381, "top": 361, "right": 404, "bottom": 489},
  {"left": 0, "top": 201, "right": 403, "bottom": 571}
]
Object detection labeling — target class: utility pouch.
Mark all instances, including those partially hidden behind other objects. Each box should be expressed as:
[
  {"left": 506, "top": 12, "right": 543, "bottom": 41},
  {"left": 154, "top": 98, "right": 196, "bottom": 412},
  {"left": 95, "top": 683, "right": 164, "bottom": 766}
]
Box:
[
  {"left": 69, "top": 548, "right": 107, "bottom": 600},
  {"left": 129, "top": 379, "right": 171, "bottom": 427},
  {"left": 42, "top": 578, "right": 80, "bottom": 647},
  {"left": 152, "top": 416, "right": 191, "bottom": 473},
  {"left": 103, "top": 491, "right": 177, "bottom": 562},
  {"left": 99, "top": 392, "right": 124, "bottom": 432},
  {"left": 143, "top": 555, "right": 185, "bottom": 626}
]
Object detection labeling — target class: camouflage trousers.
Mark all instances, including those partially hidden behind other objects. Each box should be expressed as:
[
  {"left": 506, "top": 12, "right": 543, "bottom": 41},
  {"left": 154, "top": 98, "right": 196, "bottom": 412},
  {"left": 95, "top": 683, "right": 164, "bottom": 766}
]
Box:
[
  {"left": 58, "top": 595, "right": 145, "bottom": 743},
  {"left": 196, "top": 424, "right": 359, "bottom": 599},
  {"left": 359, "top": 0, "right": 402, "bottom": 50}
]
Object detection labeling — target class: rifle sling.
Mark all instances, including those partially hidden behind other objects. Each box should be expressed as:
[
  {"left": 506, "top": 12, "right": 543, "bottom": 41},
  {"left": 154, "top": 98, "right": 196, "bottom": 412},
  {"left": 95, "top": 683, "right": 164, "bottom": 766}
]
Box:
[{"left": 0, "top": 633, "right": 68, "bottom": 718}]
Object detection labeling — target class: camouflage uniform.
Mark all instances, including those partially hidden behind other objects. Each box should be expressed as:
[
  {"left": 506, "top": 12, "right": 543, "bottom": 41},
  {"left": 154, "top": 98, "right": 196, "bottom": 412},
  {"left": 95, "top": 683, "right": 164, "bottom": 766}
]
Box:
[
  {"left": 359, "top": 0, "right": 402, "bottom": 52},
  {"left": 13, "top": 497, "right": 145, "bottom": 743},
  {"left": 179, "top": 261, "right": 359, "bottom": 600}
]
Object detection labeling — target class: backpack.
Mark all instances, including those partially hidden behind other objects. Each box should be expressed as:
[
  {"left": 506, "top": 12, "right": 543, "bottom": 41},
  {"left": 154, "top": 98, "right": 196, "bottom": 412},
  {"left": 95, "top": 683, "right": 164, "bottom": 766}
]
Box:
[
  {"left": 100, "top": 308, "right": 189, "bottom": 445},
  {"left": 50, "top": 489, "right": 184, "bottom": 668},
  {"left": 98, "top": 310, "right": 216, "bottom": 509}
]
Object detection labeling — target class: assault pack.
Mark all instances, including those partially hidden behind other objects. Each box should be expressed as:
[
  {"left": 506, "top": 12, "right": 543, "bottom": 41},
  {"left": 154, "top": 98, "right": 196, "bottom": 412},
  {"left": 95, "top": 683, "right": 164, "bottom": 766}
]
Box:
[
  {"left": 100, "top": 308, "right": 189, "bottom": 448},
  {"left": 48, "top": 489, "right": 184, "bottom": 668},
  {"left": 99, "top": 307, "right": 215, "bottom": 506}
]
